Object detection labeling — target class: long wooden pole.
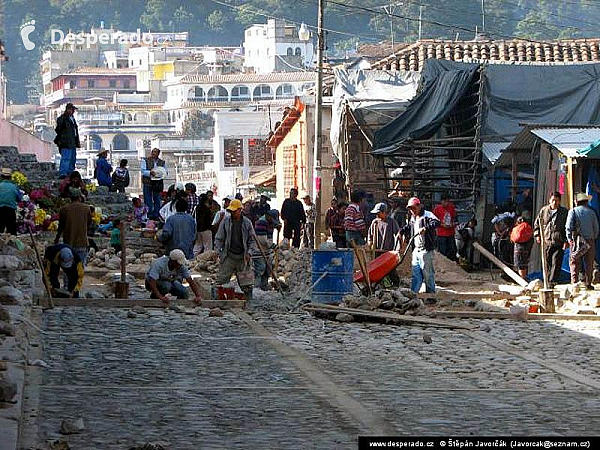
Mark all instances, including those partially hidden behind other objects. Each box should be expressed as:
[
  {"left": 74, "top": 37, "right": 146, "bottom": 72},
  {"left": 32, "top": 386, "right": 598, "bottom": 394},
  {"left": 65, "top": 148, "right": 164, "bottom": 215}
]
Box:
[
  {"left": 473, "top": 241, "right": 528, "bottom": 287},
  {"left": 28, "top": 225, "right": 54, "bottom": 309},
  {"left": 313, "top": 0, "right": 324, "bottom": 247}
]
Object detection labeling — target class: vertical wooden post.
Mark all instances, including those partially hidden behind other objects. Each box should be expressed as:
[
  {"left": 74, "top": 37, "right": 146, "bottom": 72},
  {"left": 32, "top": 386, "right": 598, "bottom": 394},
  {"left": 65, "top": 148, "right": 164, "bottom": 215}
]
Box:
[
  {"left": 115, "top": 221, "right": 129, "bottom": 299},
  {"left": 567, "top": 157, "right": 575, "bottom": 210},
  {"left": 511, "top": 151, "right": 518, "bottom": 203}
]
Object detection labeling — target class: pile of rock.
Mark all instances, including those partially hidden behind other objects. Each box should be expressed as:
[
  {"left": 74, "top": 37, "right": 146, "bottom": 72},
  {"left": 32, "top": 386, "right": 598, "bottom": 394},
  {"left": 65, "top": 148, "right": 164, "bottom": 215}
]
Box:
[
  {"left": 0, "top": 234, "right": 44, "bottom": 306},
  {"left": 340, "top": 287, "right": 425, "bottom": 316},
  {"left": 274, "top": 248, "right": 312, "bottom": 295},
  {"left": 189, "top": 251, "right": 219, "bottom": 284}
]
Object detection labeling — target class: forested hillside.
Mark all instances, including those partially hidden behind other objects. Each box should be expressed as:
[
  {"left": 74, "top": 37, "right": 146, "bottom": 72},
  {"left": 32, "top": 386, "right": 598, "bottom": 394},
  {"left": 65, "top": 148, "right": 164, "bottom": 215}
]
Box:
[{"left": 3, "top": 0, "right": 600, "bottom": 102}]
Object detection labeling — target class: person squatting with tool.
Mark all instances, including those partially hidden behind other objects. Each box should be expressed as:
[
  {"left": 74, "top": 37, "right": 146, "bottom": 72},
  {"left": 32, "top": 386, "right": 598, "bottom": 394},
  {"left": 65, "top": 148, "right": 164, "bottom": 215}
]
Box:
[
  {"left": 400, "top": 197, "right": 440, "bottom": 295},
  {"left": 145, "top": 249, "right": 202, "bottom": 306},
  {"left": 44, "top": 244, "right": 85, "bottom": 298}
]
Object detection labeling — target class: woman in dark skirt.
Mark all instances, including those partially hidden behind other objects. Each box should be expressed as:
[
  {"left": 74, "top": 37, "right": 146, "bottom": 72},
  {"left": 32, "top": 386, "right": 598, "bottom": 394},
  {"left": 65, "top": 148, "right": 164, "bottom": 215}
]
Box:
[{"left": 511, "top": 216, "right": 534, "bottom": 281}]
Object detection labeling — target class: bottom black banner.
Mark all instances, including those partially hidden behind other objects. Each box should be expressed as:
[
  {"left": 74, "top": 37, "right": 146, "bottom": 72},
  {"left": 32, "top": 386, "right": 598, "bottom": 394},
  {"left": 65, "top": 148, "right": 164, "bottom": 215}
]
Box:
[{"left": 358, "top": 437, "right": 597, "bottom": 450}]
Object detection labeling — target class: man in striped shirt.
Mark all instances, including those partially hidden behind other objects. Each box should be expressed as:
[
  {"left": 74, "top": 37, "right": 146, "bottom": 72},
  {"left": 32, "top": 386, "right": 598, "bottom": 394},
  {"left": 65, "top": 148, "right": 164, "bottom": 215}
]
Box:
[{"left": 344, "top": 190, "right": 367, "bottom": 246}]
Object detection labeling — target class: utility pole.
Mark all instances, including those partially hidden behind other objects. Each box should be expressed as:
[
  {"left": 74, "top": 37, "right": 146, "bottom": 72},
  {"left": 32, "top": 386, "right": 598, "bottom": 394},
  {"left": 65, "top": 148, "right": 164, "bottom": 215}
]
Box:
[
  {"left": 418, "top": 5, "right": 424, "bottom": 41},
  {"left": 481, "top": 0, "right": 486, "bottom": 33},
  {"left": 382, "top": 2, "right": 403, "bottom": 52},
  {"left": 313, "top": 0, "right": 324, "bottom": 247}
]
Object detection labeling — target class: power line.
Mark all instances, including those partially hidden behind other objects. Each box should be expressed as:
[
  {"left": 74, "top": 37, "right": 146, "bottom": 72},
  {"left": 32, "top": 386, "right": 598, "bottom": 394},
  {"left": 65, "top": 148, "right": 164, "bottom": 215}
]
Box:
[{"left": 207, "top": 0, "right": 384, "bottom": 42}]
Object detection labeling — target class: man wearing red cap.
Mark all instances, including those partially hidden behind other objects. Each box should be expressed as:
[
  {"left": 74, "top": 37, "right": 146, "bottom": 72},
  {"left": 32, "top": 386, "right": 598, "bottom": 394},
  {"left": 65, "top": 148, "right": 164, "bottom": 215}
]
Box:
[{"left": 400, "top": 197, "right": 440, "bottom": 294}]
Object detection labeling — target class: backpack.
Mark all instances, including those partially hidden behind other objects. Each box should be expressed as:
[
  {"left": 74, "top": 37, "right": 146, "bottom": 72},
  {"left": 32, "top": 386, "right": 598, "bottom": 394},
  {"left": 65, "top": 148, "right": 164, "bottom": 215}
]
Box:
[
  {"left": 112, "top": 167, "right": 128, "bottom": 184},
  {"left": 510, "top": 222, "right": 533, "bottom": 244}
]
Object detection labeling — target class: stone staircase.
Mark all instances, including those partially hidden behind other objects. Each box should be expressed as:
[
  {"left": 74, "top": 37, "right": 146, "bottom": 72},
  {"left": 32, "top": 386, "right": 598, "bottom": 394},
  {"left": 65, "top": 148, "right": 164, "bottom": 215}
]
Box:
[{"left": 0, "top": 146, "right": 59, "bottom": 189}]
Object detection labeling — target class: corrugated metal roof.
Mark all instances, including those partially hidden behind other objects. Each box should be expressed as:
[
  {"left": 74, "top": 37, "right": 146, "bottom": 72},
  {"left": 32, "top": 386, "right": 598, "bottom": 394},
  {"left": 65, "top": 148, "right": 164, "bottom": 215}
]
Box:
[
  {"left": 482, "top": 142, "right": 509, "bottom": 164},
  {"left": 530, "top": 127, "right": 600, "bottom": 157}
]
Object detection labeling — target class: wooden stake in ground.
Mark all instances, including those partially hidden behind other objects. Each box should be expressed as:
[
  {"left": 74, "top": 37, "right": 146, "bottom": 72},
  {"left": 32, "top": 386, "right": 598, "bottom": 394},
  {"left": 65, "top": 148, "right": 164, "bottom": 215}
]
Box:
[
  {"left": 115, "top": 221, "right": 129, "bottom": 299},
  {"left": 28, "top": 225, "right": 54, "bottom": 309},
  {"left": 473, "top": 241, "right": 528, "bottom": 287},
  {"left": 351, "top": 240, "right": 372, "bottom": 296},
  {"left": 537, "top": 214, "right": 555, "bottom": 313}
]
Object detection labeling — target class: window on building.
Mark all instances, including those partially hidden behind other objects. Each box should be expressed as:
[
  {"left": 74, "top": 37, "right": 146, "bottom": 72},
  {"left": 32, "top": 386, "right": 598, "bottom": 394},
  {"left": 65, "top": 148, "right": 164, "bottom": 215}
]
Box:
[
  {"left": 231, "top": 85, "right": 250, "bottom": 100},
  {"left": 287, "top": 47, "right": 293, "bottom": 56},
  {"left": 295, "top": 47, "right": 302, "bottom": 56},
  {"left": 207, "top": 85, "right": 228, "bottom": 102},
  {"left": 88, "top": 80, "right": 95, "bottom": 88},
  {"left": 283, "top": 145, "right": 297, "bottom": 192},
  {"left": 276, "top": 84, "right": 295, "bottom": 98},
  {"left": 109, "top": 80, "right": 116, "bottom": 88},
  {"left": 194, "top": 86, "right": 204, "bottom": 99},
  {"left": 248, "top": 138, "right": 271, "bottom": 167},
  {"left": 223, "top": 138, "right": 243, "bottom": 167},
  {"left": 124, "top": 80, "right": 131, "bottom": 89},
  {"left": 253, "top": 84, "right": 273, "bottom": 100}
]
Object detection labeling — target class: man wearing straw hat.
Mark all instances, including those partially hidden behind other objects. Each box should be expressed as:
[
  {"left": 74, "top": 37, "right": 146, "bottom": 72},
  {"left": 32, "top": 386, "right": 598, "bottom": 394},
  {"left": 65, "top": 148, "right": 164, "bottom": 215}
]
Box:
[
  {"left": 0, "top": 168, "right": 22, "bottom": 235},
  {"left": 566, "top": 192, "right": 599, "bottom": 289},
  {"left": 95, "top": 148, "right": 113, "bottom": 188}
]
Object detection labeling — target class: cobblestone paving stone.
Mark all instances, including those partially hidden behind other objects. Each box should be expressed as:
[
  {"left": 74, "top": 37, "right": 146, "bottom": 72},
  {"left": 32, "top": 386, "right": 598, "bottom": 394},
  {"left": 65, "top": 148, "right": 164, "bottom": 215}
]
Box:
[
  {"left": 33, "top": 308, "right": 359, "bottom": 449},
  {"left": 483, "top": 319, "right": 600, "bottom": 380},
  {"left": 252, "top": 312, "right": 600, "bottom": 435}
]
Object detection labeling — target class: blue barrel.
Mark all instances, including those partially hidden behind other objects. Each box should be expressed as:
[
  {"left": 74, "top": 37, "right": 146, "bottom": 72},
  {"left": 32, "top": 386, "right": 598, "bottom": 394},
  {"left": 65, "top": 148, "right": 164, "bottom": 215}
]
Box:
[{"left": 311, "top": 250, "right": 355, "bottom": 304}]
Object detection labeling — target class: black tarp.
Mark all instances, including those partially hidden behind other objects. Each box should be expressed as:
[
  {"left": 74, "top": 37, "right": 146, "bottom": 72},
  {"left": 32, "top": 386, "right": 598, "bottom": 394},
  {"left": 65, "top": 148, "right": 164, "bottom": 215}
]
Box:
[
  {"left": 372, "top": 60, "right": 478, "bottom": 155},
  {"left": 372, "top": 59, "right": 600, "bottom": 155}
]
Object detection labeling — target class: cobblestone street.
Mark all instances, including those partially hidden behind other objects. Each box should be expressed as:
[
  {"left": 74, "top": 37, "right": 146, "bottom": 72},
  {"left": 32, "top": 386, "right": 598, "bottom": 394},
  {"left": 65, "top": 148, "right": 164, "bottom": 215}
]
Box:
[{"left": 17, "top": 306, "right": 600, "bottom": 449}]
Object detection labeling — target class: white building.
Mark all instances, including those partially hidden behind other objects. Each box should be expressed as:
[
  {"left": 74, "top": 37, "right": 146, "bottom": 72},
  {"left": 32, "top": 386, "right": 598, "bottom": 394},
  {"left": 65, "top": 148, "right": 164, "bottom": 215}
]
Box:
[
  {"left": 163, "top": 71, "right": 316, "bottom": 132},
  {"left": 243, "top": 19, "right": 314, "bottom": 74},
  {"left": 213, "top": 110, "right": 273, "bottom": 197}
]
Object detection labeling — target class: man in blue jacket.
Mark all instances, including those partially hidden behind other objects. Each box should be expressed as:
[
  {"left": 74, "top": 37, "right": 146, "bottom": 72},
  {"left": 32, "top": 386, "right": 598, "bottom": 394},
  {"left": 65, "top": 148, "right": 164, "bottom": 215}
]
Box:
[
  {"left": 160, "top": 199, "right": 196, "bottom": 259},
  {"left": 95, "top": 148, "right": 113, "bottom": 188},
  {"left": 400, "top": 197, "right": 441, "bottom": 294}
]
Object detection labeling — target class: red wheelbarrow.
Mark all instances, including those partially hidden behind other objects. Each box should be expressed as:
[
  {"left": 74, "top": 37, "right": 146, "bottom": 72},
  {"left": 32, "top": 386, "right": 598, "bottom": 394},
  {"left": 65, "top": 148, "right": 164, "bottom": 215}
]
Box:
[{"left": 353, "top": 234, "right": 416, "bottom": 292}]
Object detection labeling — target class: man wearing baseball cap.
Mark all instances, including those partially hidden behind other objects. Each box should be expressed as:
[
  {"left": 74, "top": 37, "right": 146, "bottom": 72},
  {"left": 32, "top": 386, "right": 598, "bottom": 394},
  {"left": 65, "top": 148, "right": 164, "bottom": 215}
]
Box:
[
  {"left": 43, "top": 244, "right": 85, "bottom": 298},
  {"left": 214, "top": 199, "right": 258, "bottom": 303},
  {"left": 145, "top": 249, "right": 202, "bottom": 305},
  {"left": 54, "top": 102, "right": 80, "bottom": 179},
  {"left": 399, "top": 197, "right": 441, "bottom": 294}
]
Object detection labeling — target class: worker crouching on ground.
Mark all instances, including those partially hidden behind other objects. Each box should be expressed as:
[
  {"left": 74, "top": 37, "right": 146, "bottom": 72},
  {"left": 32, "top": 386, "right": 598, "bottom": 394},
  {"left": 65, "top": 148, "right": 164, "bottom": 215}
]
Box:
[
  {"left": 145, "top": 249, "right": 202, "bottom": 306},
  {"left": 44, "top": 244, "right": 84, "bottom": 298},
  {"left": 400, "top": 197, "right": 440, "bottom": 295},
  {"left": 252, "top": 209, "right": 281, "bottom": 290},
  {"left": 214, "top": 199, "right": 257, "bottom": 303}
]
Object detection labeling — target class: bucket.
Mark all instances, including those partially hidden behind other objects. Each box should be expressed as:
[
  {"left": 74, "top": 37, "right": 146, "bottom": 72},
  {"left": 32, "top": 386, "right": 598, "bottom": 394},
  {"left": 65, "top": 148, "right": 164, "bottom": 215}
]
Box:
[{"left": 311, "top": 250, "right": 354, "bottom": 304}]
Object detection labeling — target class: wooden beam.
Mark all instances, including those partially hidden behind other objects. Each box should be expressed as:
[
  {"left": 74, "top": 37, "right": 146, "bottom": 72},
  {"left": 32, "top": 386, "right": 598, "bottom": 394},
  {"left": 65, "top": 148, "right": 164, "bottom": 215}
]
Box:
[
  {"left": 473, "top": 242, "right": 528, "bottom": 287},
  {"left": 431, "top": 311, "right": 597, "bottom": 321},
  {"left": 416, "top": 291, "right": 518, "bottom": 301},
  {"left": 302, "top": 304, "right": 475, "bottom": 330},
  {"left": 51, "top": 298, "right": 246, "bottom": 309}
]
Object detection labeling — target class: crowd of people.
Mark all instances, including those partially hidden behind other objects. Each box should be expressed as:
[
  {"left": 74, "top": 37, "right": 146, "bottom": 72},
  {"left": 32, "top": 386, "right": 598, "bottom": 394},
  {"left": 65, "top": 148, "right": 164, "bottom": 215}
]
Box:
[{"left": 0, "top": 102, "right": 595, "bottom": 303}]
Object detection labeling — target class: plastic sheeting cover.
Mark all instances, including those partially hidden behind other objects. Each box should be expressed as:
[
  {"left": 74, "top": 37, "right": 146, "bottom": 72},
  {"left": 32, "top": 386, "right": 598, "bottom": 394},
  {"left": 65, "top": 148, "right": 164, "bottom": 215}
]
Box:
[
  {"left": 330, "top": 68, "right": 420, "bottom": 172},
  {"left": 372, "top": 59, "right": 600, "bottom": 155},
  {"left": 372, "top": 60, "right": 478, "bottom": 155}
]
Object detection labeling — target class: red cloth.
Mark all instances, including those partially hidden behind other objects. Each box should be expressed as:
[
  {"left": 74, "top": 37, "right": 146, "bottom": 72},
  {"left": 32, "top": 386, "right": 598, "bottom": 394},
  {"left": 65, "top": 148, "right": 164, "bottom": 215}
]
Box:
[{"left": 433, "top": 203, "right": 456, "bottom": 237}]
